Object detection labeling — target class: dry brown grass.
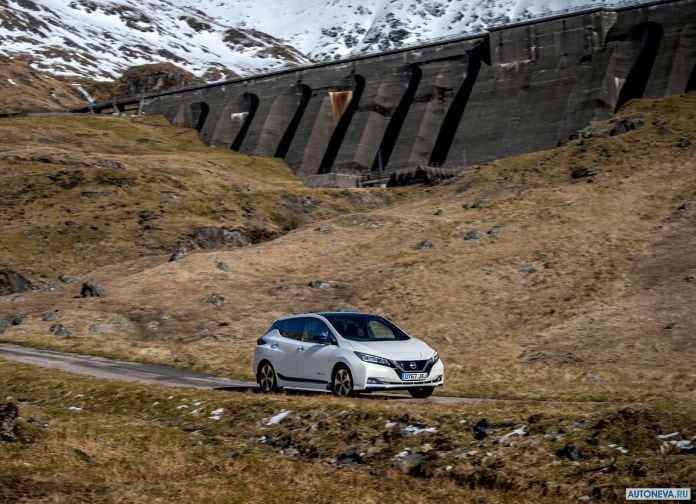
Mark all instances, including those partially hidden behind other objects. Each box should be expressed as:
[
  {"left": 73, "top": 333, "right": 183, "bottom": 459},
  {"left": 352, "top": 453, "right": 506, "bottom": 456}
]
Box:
[
  {"left": 1, "top": 360, "right": 693, "bottom": 502},
  {"left": 2, "top": 95, "right": 694, "bottom": 404},
  {"left": 0, "top": 59, "right": 87, "bottom": 113},
  {"left": 0, "top": 113, "right": 393, "bottom": 279}
]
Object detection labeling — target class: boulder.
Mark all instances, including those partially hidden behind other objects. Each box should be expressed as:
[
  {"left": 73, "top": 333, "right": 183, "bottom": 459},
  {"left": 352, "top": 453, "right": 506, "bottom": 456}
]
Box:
[
  {"left": 677, "top": 137, "right": 691, "bottom": 148},
  {"left": 192, "top": 227, "right": 248, "bottom": 249},
  {"left": 206, "top": 293, "right": 225, "bottom": 307},
  {"left": 415, "top": 240, "right": 433, "bottom": 250},
  {"left": 394, "top": 453, "right": 426, "bottom": 476},
  {"left": 571, "top": 167, "right": 598, "bottom": 180},
  {"left": 308, "top": 280, "right": 332, "bottom": 290},
  {"left": 609, "top": 117, "right": 645, "bottom": 136},
  {"left": 487, "top": 225, "right": 503, "bottom": 237},
  {"left": 0, "top": 401, "right": 19, "bottom": 442},
  {"left": 80, "top": 281, "right": 105, "bottom": 297},
  {"left": 169, "top": 246, "right": 188, "bottom": 262},
  {"left": 315, "top": 224, "right": 333, "bottom": 233},
  {"left": 47, "top": 170, "right": 85, "bottom": 189},
  {"left": 473, "top": 418, "right": 490, "bottom": 440},
  {"left": 50, "top": 324, "right": 70, "bottom": 337},
  {"left": 93, "top": 159, "right": 125, "bottom": 169},
  {"left": 0, "top": 270, "right": 33, "bottom": 296},
  {"left": 117, "top": 63, "right": 205, "bottom": 97},
  {"left": 216, "top": 261, "right": 230, "bottom": 272},
  {"left": 6, "top": 314, "right": 27, "bottom": 326},
  {"left": 556, "top": 443, "right": 581, "bottom": 461},
  {"left": 89, "top": 323, "right": 105, "bottom": 334}
]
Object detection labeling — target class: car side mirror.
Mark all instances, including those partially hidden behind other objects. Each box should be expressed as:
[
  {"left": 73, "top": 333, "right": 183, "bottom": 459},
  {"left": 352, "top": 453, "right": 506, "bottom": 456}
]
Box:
[{"left": 312, "top": 334, "right": 329, "bottom": 345}]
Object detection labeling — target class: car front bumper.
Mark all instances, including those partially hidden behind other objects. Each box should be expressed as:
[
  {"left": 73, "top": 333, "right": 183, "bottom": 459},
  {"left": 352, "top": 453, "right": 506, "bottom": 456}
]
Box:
[{"left": 353, "top": 359, "right": 445, "bottom": 391}]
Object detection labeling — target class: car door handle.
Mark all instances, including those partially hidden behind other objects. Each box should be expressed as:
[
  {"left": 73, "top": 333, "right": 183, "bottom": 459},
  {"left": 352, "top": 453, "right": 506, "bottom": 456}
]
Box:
[
  {"left": 297, "top": 347, "right": 305, "bottom": 352},
  {"left": 270, "top": 343, "right": 278, "bottom": 349}
]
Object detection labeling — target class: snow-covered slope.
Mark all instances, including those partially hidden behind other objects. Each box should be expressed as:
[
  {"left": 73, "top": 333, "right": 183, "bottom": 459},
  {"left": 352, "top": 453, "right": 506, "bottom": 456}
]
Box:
[
  {"left": 176, "top": 0, "right": 650, "bottom": 61},
  {"left": 0, "top": 0, "right": 651, "bottom": 81},
  {"left": 0, "top": 0, "right": 308, "bottom": 80}
]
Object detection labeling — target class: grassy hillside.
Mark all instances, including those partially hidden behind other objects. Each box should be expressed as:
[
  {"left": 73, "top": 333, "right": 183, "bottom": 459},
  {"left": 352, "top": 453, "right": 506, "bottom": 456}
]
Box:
[
  {"left": 1, "top": 360, "right": 693, "bottom": 502},
  {"left": 0, "top": 92, "right": 695, "bottom": 502},
  {"left": 2, "top": 94, "right": 694, "bottom": 404},
  {"left": 0, "top": 114, "right": 392, "bottom": 280},
  {"left": 0, "top": 59, "right": 87, "bottom": 113}
]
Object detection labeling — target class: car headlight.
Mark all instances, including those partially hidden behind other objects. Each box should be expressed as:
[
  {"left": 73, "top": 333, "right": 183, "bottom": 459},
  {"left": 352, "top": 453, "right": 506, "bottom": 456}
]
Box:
[
  {"left": 354, "top": 351, "right": 393, "bottom": 367},
  {"left": 429, "top": 351, "right": 439, "bottom": 364}
]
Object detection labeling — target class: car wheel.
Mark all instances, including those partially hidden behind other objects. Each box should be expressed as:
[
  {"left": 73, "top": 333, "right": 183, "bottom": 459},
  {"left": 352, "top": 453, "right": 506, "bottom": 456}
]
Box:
[
  {"left": 258, "top": 361, "right": 279, "bottom": 393},
  {"left": 408, "top": 387, "right": 434, "bottom": 399},
  {"left": 332, "top": 365, "right": 354, "bottom": 397}
]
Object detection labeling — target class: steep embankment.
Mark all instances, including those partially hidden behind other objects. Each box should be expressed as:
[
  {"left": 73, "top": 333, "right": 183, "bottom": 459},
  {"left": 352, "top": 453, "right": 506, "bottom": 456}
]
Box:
[
  {"left": 0, "top": 113, "right": 391, "bottom": 281},
  {"left": 0, "top": 59, "right": 87, "bottom": 113},
  {"left": 1, "top": 94, "right": 694, "bottom": 404}
]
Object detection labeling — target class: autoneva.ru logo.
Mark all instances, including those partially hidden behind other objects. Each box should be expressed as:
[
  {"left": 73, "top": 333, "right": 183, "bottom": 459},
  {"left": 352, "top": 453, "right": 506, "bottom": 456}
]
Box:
[{"left": 626, "top": 488, "right": 691, "bottom": 500}]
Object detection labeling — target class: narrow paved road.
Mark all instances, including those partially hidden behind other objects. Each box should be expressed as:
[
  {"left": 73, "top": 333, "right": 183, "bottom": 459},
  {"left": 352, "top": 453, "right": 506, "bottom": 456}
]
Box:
[
  {"left": 0, "top": 343, "right": 608, "bottom": 404},
  {"left": 0, "top": 343, "right": 252, "bottom": 391}
]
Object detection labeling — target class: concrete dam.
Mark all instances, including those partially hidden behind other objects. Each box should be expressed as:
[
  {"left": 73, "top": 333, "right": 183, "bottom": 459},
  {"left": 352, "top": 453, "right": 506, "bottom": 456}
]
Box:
[{"left": 82, "top": 0, "right": 696, "bottom": 187}]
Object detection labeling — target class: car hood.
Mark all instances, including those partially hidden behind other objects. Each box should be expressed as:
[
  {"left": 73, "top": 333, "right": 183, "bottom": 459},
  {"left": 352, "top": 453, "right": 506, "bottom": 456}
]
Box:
[{"left": 345, "top": 338, "right": 434, "bottom": 360}]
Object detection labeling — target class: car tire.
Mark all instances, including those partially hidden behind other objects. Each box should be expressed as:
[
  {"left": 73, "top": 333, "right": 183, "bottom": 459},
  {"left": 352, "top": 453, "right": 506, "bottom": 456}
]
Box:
[
  {"left": 258, "top": 361, "right": 280, "bottom": 393},
  {"left": 332, "top": 365, "right": 354, "bottom": 397},
  {"left": 408, "top": 387, "right": 434, "bottom": 399}
]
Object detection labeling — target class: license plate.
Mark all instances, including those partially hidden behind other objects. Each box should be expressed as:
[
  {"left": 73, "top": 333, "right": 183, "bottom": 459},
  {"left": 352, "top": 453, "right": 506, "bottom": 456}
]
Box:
[{"left": 402, "top": 372, "right": 428, "bottom": 381}]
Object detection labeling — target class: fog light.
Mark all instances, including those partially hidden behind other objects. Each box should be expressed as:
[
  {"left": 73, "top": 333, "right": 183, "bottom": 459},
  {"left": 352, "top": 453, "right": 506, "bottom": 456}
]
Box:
[
  {"left": 367, "top": 378, "right": 383, "bottom": 384},
  {"left": 435, "top": 375, "right": 443, "bottom": 382}
]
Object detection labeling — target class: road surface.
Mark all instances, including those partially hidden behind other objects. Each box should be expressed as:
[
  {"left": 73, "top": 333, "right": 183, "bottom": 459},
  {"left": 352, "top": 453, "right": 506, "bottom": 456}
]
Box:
[{"left": 0, "top": 343, "right": 606, "bottom": 404}]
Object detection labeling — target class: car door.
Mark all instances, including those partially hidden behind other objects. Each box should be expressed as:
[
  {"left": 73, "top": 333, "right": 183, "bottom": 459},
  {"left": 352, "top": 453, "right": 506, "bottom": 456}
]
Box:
[
  {"left": 272, "top": 317, "right": 305, "bottom": 380},
  {"left": 295, "top": 317, "right": 335, "bottom": 385}
]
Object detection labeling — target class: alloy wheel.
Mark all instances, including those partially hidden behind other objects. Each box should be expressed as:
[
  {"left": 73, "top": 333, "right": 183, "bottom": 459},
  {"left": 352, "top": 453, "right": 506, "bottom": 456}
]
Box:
[
  {"left": 259, "top": 363, "right": 276, "bottom": 393},
  {"left": 333, "top": 367, "right": 353, "bottom": 397}
]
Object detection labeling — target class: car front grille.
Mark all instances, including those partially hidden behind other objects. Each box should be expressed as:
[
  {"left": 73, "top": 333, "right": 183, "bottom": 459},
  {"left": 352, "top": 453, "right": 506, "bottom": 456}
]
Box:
[{"left": 395, "top": 359, "right": 429, "bottom": 372}]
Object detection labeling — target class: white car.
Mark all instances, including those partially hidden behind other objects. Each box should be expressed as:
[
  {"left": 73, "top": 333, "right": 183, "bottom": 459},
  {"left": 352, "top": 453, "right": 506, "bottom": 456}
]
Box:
[{"left": 253, "top": 312, "right": 444, "bottom": 398}]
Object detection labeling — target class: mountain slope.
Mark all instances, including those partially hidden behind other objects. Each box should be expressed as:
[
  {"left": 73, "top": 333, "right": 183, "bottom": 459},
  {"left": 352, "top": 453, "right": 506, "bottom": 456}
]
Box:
[
  {"left": 177, "top": 0, "right": 653, "bottom": 60},
  {"left": 1, "top": 94, "right": 694, "bottom": 404},
  {"left": 0, "top": 57, "right": 86, "bottom": 112},
  {"left": 1, "top": 0, "right": 653, "bottom": 81},
  {"left": 0, "top": 0, "right": 308, "bottom": 80}
]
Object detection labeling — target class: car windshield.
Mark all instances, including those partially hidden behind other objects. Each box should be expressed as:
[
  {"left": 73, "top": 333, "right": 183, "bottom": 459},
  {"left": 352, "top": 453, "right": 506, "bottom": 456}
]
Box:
[{"left": 321, "top": 314, "right": 410, "bottom": 341}]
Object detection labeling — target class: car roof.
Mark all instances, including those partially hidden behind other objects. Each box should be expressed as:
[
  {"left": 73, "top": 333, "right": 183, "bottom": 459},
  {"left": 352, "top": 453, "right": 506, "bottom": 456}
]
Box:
[{"left": 275, "top": 312, "right": 372, "bottom": 321}]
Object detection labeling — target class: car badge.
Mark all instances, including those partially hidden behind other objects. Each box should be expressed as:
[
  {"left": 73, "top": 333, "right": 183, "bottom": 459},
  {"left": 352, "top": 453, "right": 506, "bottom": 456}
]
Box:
[{"left": 409, "top": 362, "right": 417, "bottom": 370}]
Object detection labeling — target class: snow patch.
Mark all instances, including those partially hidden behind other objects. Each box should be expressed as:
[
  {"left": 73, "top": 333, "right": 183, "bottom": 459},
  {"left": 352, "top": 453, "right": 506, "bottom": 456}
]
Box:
[
  {"left": 266, "top": 409, "right": 291, "bottom": 425},
  {"left": 394, "top": 448, "right": 412, "bottom": 458},
  {"left": 208, "top": 407, "right": 225, "bottom": 420},
  {"left": 0, "top": 0, "right": 656, "bottom": 81},
  {"left": 503, "top": 426, "right": 528, "bottom": 437},
  {"left": 671, "top": 439, "right": 693, "bottom": 450},
  {"left": 656, "top": 432, "right": 679, "bottom": 439},
  {"left": 608, "top": 444, "right": 628, "bottom": 454},
  {"left": 402, "top": 424, "right": 437, "bottom": 435}
]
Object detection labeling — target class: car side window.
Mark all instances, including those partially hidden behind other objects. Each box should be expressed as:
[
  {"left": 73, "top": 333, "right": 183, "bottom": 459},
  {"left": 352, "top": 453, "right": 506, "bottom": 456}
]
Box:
[
  {"left": 270, "top": 320, "right": 284, "bottom": 334},
  {"left": 303, "top": 318, "right": 330, "bottom": 343},
  {"left": 283, "top": 318, "right": 305, "bottom": 341}
]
